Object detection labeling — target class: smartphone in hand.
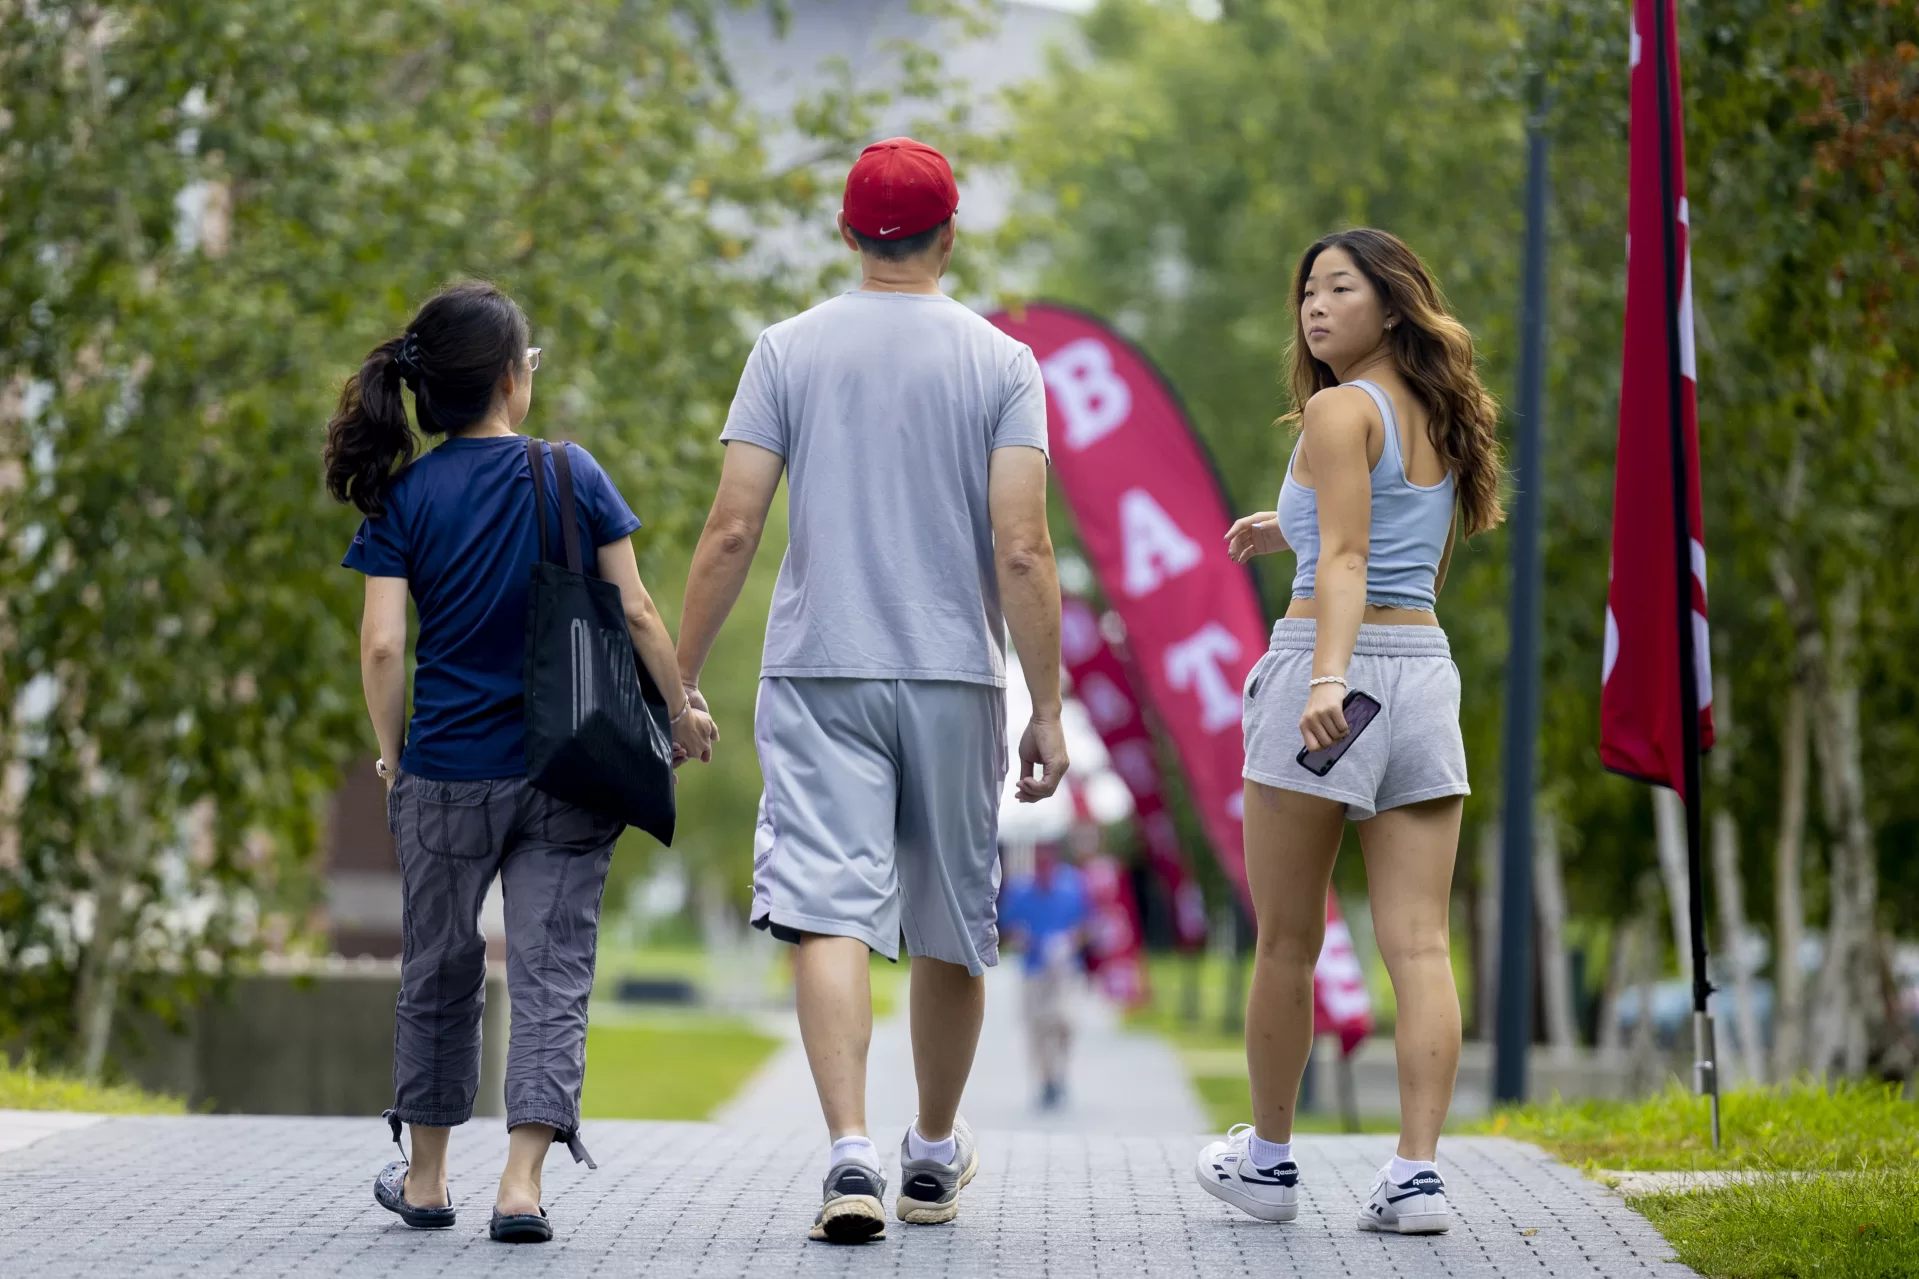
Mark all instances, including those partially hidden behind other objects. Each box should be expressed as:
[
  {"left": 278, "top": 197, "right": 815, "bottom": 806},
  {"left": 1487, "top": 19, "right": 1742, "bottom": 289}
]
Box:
[{"left": 1295, "top": 690, "right": 1382, "bottom": 777}]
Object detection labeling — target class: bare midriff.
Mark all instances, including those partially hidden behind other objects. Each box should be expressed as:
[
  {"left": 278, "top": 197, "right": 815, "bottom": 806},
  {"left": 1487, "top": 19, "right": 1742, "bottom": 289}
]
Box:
[{"left": 1283, "top": 598, "right": 1441, "bottom": 627}]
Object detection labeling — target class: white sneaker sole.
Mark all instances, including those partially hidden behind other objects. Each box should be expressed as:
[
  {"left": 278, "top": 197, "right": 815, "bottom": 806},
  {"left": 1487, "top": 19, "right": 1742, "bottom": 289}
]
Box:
[
  {"left": 810, "top": 1194, "right": 885, "bottom": 1243},
  {"left": 895, "top": 1148, "right": 979, "bottom": 1225},
  {"left": 1194, "top": 1150, "right": 1299, "bottom": 1222},
  {"left": 1357, "top": 1207, "right": 1451, "bottom": 1234}
]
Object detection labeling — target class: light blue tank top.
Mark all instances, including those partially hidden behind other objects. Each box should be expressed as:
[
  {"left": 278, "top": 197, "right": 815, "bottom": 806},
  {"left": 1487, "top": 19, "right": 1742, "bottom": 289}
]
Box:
[{"left": 1274, "top": 379, "right": 1454, "bottom": 612}]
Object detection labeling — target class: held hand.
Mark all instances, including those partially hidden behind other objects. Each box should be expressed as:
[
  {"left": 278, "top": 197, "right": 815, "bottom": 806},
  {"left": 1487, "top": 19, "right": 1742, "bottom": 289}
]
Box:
[
  {"left": 672, "top": 706, "right": 719, "bottom": 765},
  {"left": 1016, "top": 714, "right": 1070, "bottom": 803},
  {"left": 1225, "top": 512, "right": 1288, "bottom": 564},
  {"left": 1298, "top": 682, "right": 1350, "bottom": 753}
]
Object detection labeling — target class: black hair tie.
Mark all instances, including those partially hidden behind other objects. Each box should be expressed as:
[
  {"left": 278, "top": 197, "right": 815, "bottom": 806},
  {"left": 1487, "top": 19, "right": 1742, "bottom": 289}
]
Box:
[{"left": 394, "top": 332, "right": 423, "bottom": 381}]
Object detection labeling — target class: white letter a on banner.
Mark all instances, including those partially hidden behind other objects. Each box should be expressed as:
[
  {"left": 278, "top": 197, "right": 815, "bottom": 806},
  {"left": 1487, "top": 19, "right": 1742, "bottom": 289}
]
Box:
[{"left": 1119, "top": 489, "right": 1202, "bottom": 598}]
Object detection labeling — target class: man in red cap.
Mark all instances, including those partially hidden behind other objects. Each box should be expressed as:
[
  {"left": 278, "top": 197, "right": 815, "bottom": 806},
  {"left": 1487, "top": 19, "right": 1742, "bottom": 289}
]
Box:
[{"left": 674, "top": 137, "right": 1069, "bottom": 1243}]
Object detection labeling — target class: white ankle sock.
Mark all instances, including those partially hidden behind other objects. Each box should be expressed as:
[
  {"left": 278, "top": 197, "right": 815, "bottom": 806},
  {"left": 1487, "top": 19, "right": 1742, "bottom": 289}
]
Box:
[
  {"left": 830, "top": 1135, "right": 879, "bottom": 1171},
  {"left": 906, "top": 1125, "right": 958, "bottom": 1164},
  {"left": 1388, "top": 1154, "right": 1437, "bottom": 1183},
  {"left": 1248, "top": 1133, "right": 1292, "bottom": 1168}
]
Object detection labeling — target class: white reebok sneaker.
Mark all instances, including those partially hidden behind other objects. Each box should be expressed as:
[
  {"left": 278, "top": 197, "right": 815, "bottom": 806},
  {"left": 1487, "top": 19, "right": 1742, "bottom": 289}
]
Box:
[
  {"left": 1356, "top": 1163, "right": 1451, "bottom": 1234},
  {"left": 1194, "top": 1125, "right": 1301, "bottom": 1222}
]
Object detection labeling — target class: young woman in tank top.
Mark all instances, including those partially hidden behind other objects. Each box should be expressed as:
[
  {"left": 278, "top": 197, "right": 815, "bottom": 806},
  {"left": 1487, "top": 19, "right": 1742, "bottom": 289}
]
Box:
[{"left": 1196, "top": 229, "right": 1503, "bottom": 1234}]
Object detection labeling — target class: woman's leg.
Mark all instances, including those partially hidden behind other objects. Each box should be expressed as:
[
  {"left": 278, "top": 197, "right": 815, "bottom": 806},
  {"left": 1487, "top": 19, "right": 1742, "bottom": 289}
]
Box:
[
  {"left": 405, "top": 1128, "right": 451, "bottom": 1207},
  {"left": 497, "top": 787, "right": 620, "bottom": 1217},
  {"left": 498, "top": 1123, "right": 556, "bottom": 1218},
  {"left": 1243, "top": 779, "right": 1348, "bottom": 1142},
  {"left": 388, "top": 776, "right": 507, "bottom": 1208},
  {"left": 1357, "top": 796, "right": 1464, "bottom": 1160}
]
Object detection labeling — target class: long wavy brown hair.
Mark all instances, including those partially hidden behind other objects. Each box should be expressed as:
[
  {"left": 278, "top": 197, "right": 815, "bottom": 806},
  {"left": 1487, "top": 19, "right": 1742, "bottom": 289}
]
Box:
[{"left": 1283, "top": 228, "right": 1504, "bottom": 536}]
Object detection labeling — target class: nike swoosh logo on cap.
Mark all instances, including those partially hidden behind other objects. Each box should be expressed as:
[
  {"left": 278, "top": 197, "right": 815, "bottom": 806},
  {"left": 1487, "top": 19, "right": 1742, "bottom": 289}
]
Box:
[{"left": 879, "top": 226, "right": 901, "bottom": 235}]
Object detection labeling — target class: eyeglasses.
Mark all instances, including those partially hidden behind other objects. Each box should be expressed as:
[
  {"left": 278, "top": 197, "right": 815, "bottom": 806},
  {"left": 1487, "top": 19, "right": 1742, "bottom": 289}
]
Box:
[{"left": 527, "top": 347, "right": 542, "bottom": 372}]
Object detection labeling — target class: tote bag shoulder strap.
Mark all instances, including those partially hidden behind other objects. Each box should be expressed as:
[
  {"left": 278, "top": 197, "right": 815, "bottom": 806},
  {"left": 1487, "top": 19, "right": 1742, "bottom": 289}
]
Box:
[{"left": 524, "top": 437, "right": 585, "bottom": 574}]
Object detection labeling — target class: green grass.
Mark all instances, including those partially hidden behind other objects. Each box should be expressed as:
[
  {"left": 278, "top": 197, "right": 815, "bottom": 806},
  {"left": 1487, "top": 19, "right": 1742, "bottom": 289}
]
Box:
[
  {"left": 580, "top": 1015, "right": 780, "bottom": 1121},
  {"left": 0, "top": 1060, "right": 186, "bottom": 1114},
  {"left": 1632, "top": 1167, "right": 1919, "bottom": 1279},
  {"left": 1475, "top": 1082, "right": 1919, "bottom": 1279},
  {"left": 1473, "top": 1080, "right": 1919, "bottom": 1172}
]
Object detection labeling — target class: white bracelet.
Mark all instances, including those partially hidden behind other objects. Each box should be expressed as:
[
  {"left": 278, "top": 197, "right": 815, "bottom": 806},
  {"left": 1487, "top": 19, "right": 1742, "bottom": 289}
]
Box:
[
  {"left": 670, "top": 703, "right": 692, "bottom": 727},
  {"left": 1310, "top": 675, "right": 1348, "bottom": 689}
]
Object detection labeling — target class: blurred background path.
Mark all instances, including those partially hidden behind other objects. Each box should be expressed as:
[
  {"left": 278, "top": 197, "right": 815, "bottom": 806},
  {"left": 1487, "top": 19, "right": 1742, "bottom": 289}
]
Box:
[{"left": 717, "top": 964, "right": 1207, "bottom": 1136}]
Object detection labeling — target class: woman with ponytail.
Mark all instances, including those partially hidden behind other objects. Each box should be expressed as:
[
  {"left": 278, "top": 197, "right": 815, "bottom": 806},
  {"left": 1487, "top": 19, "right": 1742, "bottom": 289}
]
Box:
[
  {"left": 326, "top": 281, "right": 716, "bottom": 1244},
  {"left": 1196, "top": 230, "right": 1502, "bottom": 1235}
]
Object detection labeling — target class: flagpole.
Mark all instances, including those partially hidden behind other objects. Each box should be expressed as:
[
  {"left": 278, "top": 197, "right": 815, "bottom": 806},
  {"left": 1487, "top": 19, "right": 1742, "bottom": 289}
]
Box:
[
  {"left": 1493, "top": 77, "right": 1550, "bottom": 1107},
  {"left": 1650, "top": 0, "right": 1720, "bottom": 1147}
]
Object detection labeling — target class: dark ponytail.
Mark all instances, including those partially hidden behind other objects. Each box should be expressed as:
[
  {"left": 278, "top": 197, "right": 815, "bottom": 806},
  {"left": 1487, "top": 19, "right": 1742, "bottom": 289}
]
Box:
[{"left": 324, "top": 280, "right": 531, "bottom": 516}]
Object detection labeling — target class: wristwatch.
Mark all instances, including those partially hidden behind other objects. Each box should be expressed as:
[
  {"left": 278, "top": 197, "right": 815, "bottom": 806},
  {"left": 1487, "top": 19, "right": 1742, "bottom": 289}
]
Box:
[{"left": 375, "top": 758, "right": 397, "bottom": 781}]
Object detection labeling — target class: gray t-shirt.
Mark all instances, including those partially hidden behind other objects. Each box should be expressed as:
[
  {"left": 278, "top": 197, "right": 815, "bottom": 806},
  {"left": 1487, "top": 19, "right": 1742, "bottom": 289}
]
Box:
[{"left": 720, "top": 290, "right": 1050, "bottom": 687}]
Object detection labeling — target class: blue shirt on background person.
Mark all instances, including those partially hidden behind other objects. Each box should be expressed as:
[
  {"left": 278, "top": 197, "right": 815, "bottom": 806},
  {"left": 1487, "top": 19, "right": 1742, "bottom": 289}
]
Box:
[
  {"left": 999, "top": 861, "right": 1090, "bottom": 976},
  {"left": 343, "top": 434, "right": 640, "bottom": 779}
]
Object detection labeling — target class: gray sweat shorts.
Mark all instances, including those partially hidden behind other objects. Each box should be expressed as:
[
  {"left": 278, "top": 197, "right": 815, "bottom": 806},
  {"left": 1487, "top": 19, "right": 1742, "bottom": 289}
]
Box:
[
  {"left": 750, "top": 677, "right": 1008, "bottom": 975},
  {"left": 1241, "top": 618, "right": 1469, "bottom": 821}
]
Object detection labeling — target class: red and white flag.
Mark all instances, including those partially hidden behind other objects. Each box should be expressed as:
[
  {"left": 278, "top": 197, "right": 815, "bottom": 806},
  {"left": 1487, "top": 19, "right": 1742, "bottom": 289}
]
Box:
[
  {"left": 1601, "top": 0, "right": 1714, "bottom": 792},
  {"left": 1313, "top": 897, "right": 1374, "bottom": 1054}
]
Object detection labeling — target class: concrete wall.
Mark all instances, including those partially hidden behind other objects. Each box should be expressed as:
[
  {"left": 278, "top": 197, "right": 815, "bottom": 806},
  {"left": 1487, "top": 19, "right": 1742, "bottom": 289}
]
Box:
[{"left": 115, "top": 964, "right": 508, "bottom": 1118}]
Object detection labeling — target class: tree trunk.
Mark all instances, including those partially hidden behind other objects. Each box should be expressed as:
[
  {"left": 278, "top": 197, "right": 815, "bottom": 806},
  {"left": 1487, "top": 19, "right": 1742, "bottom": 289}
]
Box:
[
  {"left": 72, "top": 855, "right": 131, "bottom": 1081},
  {"left": 1805, "top": 575, "right": 1883, "bottom": 1078},
  {"left": 1476, "top": 822, "right": 1501, "bottom": 1043},
  {"left": 1628, "top": 877, "right": 1665, "bottom": 1095},
  {"left": 1772, "top": 685, "right": 1809, "bottom": 1081},
  {"left": 1597, "top": 914, "right": 1633, "bottom": 1058},
  {"left": 1533, "top": 812, "right": 1579, "bottom": 1058},
  {"left": 1709, "top": 673, "right": 1763, "bottom": 1084},
  {"left": 1652, "top": 786, "right": 1693, "bottom": 986}
]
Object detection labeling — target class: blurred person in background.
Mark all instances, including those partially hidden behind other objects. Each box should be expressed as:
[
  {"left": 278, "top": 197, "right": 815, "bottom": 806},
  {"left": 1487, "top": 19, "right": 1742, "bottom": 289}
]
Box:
[
  {"left": 672, "top": 138, "right": 1068, "bottom": 1243},
  {"left": 999, "top": 843, "right": 1090, "bottom": 1110},
  {"left": 1199, "top": 229, "right": 1502, "bottom": 1234},
  {"left": 325, "top": 282, "right": 715, "bottom": 1245}
]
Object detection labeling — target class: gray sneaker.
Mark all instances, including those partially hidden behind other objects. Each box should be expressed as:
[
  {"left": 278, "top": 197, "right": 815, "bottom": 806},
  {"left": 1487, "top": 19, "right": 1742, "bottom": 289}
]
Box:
[
  {"left": 809, "top": 1153, "right": 887, "bottom": 1244},
  {"left": 895, "top": 1116, "right": 979, "bottom": 1224}
]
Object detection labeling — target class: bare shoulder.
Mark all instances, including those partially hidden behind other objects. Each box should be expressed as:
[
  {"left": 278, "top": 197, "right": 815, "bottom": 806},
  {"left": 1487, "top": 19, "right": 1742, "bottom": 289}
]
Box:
[{"left": 1301, "top": 385, "right": 1376, "bottom": 444}]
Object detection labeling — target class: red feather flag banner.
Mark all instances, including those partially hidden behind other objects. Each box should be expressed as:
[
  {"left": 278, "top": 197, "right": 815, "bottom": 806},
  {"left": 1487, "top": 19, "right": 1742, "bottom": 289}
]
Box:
[
  {"left": 991, "top": 302, "right": 1372, "bottom": 1056},
  {"left": 1059, "top": 595, "right": 1208, "bottom": 951},
  {"left": 1601, "top": 0, "right": 1715, "bottom": 791}
]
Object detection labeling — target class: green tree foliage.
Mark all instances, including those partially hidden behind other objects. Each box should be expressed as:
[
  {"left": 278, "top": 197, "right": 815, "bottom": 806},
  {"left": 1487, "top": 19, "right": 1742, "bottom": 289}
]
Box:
[{"left": 0, "top": 0, "right": 844, "bottom": 1068}]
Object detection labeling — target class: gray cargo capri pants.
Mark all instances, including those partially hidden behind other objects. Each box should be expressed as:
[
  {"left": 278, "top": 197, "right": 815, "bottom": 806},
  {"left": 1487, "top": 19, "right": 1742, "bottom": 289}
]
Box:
[{"left": 386, "top": 773, "right": 622, "bottom": 1157}]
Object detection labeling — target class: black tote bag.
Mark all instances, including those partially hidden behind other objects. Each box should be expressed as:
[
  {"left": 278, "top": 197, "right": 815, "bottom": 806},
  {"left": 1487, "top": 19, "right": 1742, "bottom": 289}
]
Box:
[{"left": 521, "top": 439, "right": 676, "bottom": 845}]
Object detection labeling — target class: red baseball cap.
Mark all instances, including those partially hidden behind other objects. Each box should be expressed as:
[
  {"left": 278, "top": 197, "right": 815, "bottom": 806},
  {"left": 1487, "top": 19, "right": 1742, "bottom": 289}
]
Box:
[{"left": 842, "top": 137, "right": 959, "bottom": 240}]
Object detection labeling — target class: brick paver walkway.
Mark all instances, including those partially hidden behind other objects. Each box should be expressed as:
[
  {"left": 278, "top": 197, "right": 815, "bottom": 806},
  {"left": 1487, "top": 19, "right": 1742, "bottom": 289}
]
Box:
[{"left": 0, "top": 1113, "right": 1694, "bottom": 1277}]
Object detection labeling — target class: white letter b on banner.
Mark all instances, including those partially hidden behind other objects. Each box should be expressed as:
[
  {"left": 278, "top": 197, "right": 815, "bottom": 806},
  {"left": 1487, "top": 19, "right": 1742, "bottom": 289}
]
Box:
[{"left": 1042, "top": 338, "right": 1133, "bottom": 450}]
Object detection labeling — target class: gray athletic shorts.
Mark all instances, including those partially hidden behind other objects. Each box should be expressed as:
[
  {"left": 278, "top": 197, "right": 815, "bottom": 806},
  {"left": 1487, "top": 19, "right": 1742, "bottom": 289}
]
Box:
[
  {"left": 750, "top": 677, "right": 1008, "bottom": 975},
  {"left": 1241, "top": 619, "right": 1469, "bottom": 821}
]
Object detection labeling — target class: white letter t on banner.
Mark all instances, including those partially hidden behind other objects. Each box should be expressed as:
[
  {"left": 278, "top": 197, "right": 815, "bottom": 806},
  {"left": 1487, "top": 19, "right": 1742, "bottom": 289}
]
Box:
[{"left": 1164, "top": 623, "right": 1244, "bottom": 733}]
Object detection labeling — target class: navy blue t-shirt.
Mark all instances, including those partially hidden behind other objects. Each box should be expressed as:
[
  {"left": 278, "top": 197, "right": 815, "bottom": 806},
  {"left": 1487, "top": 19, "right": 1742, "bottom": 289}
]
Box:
[{"left": 343, "top": 435, "right": 642, "bottom": 779}]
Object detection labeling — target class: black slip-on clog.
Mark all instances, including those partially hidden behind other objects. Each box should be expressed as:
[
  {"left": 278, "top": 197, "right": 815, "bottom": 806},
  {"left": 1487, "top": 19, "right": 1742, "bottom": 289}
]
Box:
[
  {"left": 490, "top": 1207, "right": 553, "bottom": 1243},
  {"left": 374, "top": 1159, "right": 457, "bottom": 1229}
]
